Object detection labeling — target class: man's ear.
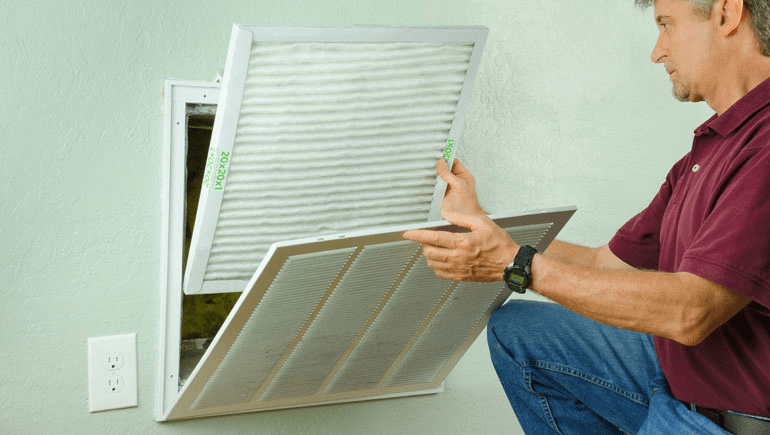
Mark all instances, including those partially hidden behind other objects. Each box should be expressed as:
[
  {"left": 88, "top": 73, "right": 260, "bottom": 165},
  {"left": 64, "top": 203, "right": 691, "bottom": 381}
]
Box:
[{"left": 715, "top": 0, "right": 745, "bottom": 37}]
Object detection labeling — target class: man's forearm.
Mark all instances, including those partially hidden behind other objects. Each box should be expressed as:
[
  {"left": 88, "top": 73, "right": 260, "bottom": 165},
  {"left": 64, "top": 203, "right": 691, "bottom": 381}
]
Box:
[
  {"left": 542, "top": 240, "right": 633, "bottom": 270},
  {"left": 528, "top": 251, "right": 751, "bottom": 346}
]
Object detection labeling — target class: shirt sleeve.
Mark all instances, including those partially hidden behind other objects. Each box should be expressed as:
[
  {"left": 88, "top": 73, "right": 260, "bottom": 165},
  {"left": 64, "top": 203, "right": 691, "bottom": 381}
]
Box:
[
  {"left": 608, "top": 156, "right": 688, "bottom": 271},
  {"left": 678, "top": 144, "right": 770, "bottom": 308}
]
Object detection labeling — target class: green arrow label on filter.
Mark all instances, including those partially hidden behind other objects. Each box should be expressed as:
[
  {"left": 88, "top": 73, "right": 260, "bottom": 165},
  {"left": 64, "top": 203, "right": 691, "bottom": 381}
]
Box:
[{"left": 444, "top": 139, "right": 455, "bottom": 162}]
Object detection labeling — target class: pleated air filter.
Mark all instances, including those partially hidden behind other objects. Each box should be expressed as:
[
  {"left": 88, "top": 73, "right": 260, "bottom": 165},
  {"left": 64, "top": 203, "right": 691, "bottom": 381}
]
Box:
[
  {"left": 184, "top": 25, "right": 488, "bottom": 295},
  {"left": 162, "top": 208, "right": 575, "bottom": 420}
]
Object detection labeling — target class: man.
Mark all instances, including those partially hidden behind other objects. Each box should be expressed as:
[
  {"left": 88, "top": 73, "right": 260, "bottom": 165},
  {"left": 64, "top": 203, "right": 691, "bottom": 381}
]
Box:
[{"left": 402, "top": 0, "right": 770, "bottom": 433}]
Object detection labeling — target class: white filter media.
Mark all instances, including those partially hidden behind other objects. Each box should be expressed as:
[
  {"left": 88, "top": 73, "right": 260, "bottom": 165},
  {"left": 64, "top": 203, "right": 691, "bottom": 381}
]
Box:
[{"left": 203, "top": 42, "right": 473, "bottom": 282}]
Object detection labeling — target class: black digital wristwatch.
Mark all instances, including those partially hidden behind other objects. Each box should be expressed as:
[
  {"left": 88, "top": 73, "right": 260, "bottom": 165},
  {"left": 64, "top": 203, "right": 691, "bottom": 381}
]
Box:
[{"left": 503, "top": 245, "right": 537, "bottom": 294}]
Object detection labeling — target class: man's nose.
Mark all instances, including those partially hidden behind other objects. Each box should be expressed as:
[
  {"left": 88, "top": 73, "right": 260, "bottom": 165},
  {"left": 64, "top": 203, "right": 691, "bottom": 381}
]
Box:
[{"left": 651, "top": 34, "right": 666, "bottom": 64}]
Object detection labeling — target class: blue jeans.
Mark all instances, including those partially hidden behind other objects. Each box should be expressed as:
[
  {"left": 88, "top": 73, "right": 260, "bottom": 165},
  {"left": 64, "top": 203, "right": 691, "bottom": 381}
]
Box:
[{"left": 487, "top": 300, "right": 730, "bottom": 434}]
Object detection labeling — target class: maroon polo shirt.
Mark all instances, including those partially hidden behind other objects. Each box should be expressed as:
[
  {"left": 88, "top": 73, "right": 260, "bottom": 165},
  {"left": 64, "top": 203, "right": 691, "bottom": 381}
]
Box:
[{"left": 609, "top": 77, "right": 770, "bottom": 417}]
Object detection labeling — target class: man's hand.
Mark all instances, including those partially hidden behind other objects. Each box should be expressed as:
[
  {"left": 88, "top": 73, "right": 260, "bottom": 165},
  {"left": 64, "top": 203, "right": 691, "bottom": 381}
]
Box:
[
  {"left": 403, "top": 210, "right": 519, "bottom": 282},
  {"left": 439, "top": 158, "right": 487, "bottom": 216}
]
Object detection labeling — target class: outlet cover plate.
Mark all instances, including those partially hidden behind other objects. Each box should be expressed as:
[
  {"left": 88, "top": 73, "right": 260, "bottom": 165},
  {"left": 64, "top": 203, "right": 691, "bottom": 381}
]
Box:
[{"left": 88, "top": 333, "right": 138, "bottom": 412}]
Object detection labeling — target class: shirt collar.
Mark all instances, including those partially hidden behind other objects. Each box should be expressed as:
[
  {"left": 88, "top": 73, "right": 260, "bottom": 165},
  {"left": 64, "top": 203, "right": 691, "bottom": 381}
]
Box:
[{"left": 694, "top": 76, "right": 770, "bottom": 137}]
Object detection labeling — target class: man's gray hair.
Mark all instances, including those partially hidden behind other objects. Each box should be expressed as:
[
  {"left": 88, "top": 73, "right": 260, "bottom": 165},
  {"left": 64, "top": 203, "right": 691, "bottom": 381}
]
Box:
[{"left": 634, "top": 0, "right": 770, "bottom": 55}]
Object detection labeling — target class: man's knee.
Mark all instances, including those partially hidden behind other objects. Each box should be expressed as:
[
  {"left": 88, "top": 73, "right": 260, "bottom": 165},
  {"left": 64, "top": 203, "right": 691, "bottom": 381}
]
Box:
[
  {"left": 488, "top": 300, "right": 562, "bottom": 357},
  {"left": 489, "top": 300, "right": 563, "bottom": 337}
]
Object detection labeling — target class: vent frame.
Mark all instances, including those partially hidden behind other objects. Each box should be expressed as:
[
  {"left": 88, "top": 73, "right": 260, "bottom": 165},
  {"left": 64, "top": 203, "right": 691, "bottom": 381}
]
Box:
[{"left": 156, "top": 79, "right": 222, "bottom": 420}]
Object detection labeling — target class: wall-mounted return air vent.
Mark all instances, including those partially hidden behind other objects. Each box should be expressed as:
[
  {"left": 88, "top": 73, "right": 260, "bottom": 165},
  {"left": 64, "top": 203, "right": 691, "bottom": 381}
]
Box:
[{"left": 156, "top": 25, "right": 577, "bottom": 422}]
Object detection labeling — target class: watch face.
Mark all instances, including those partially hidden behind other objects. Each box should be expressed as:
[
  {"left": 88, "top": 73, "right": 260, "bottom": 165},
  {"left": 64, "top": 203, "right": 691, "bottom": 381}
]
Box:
[{"left": 506, "top": 271, "right": 526, "bottom": 286}]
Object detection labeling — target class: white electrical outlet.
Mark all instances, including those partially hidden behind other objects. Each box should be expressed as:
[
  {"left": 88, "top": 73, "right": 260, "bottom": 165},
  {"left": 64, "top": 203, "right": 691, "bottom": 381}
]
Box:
[{"left": 88, "top": 333, "right": 138, "bottom": 412}]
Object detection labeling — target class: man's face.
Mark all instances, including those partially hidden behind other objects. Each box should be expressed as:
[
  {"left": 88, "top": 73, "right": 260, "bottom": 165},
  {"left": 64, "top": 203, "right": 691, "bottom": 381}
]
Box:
[{"left": 651, "top": 0, "right": 716, "bottom": 102}]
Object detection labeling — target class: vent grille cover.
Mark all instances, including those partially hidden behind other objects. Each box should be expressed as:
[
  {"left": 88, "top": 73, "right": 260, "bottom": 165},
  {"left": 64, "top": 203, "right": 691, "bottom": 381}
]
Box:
[
  {"left": 183, "top": 26, "right": 488, "bottom": 295},
  {"left": 164, "top": 209, "right": 575, "bottom": 420}
]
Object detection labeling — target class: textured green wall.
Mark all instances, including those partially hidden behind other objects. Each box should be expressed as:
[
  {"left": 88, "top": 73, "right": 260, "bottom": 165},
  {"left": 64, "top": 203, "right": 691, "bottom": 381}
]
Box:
[{"left": 1, "top": 0, "right": 712, "bottom": 433}]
